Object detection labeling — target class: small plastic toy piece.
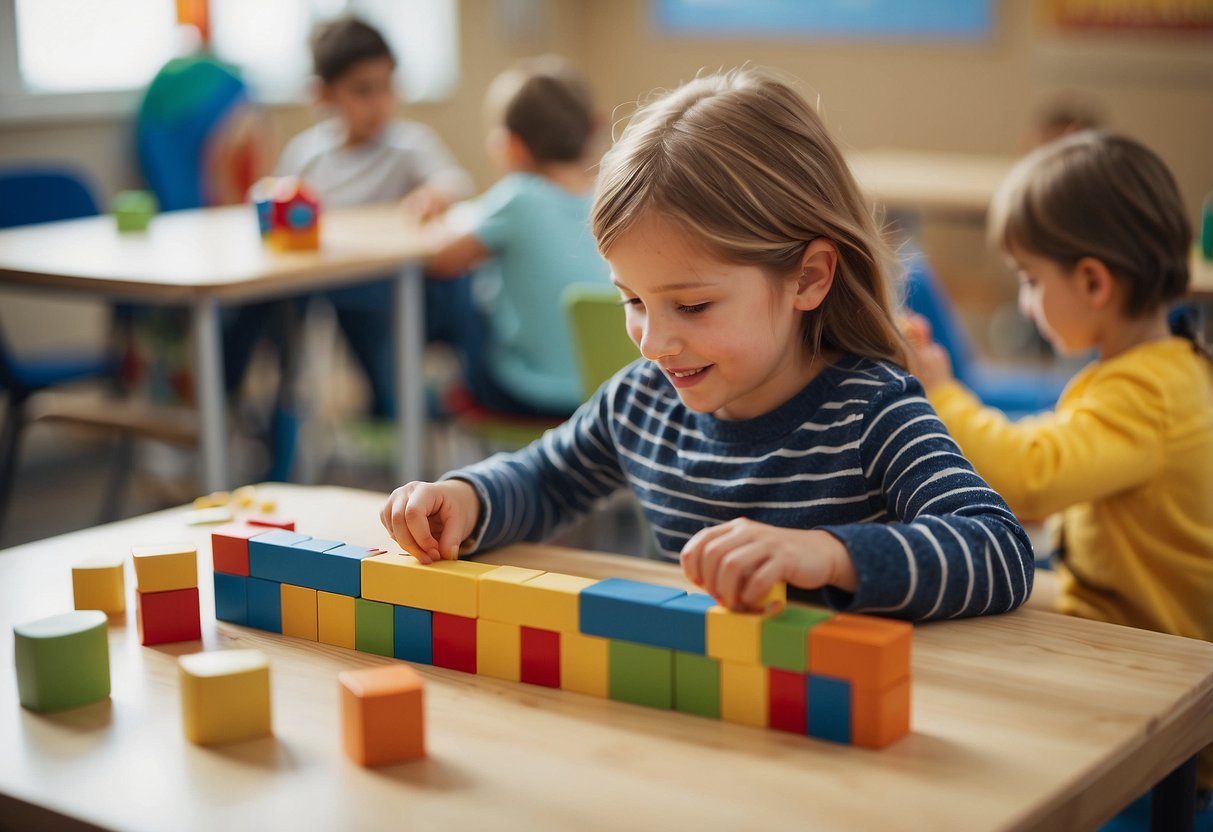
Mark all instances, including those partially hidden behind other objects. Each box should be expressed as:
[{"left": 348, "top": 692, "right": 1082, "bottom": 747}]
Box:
[{"left": 113, "top": 190, "right": 157, "bottom": 232}]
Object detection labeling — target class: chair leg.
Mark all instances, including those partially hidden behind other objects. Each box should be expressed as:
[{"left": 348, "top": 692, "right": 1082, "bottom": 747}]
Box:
[
  {"left": 0, "top": 395, "right": 30, "bottom": 540},
  {"left": 97, "top": 435, "right": 134, "bottom": 524}
]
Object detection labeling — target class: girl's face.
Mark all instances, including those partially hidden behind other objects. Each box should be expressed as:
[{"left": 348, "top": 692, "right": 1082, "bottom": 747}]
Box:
[
  {"left": 1010, "top": 245, "right": 1098, "bottom": 356},
  {"left": 322, "top": 56, "right": 396, "bottom": 147},
  {"left": 607, "top": 214, "right": 828, "bottom": 421}
]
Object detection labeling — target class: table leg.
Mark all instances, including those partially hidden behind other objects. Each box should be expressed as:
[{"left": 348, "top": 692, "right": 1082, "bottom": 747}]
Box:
[
  {"left": 191, "top": 296, "right": 230, "bottom": 492},
  {"left": 1151, "top": 755, "right": 1196, "bottom": 832},
  {"left": 394, "top": 263, "right": 424, "bottom": 485}
]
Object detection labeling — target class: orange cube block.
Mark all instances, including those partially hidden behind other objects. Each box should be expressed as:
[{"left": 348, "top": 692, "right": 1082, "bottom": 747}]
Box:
[
  {"left": 339, "top": 665, "right": 425, "bottom": 766},
  {"left": 852, "top": 676, "right": 911, "bottom": 749},
  {"left": 807, "top": 613, "right": 911, "bottom": 690}
]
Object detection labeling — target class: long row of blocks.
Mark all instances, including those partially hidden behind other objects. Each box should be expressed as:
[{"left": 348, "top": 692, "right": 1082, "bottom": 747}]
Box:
[{"left": 212, "top": 524, "right": 913, "bottom": 747}]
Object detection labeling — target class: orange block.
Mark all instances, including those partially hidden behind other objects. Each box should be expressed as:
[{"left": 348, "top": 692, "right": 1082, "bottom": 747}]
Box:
[
  {"left": 339, "top": 665, "right": 425, "bottom": 766},
  {"left": 807, "top": 613, "right": 911, "bottom": 690},
  {"left": 852, "top": 676, "right": 911, "bottom": 749}
]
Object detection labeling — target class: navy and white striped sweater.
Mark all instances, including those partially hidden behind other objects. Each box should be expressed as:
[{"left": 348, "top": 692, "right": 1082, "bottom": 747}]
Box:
[{"left": 451, "top": 356, "right": 1034, "bottom": 621}]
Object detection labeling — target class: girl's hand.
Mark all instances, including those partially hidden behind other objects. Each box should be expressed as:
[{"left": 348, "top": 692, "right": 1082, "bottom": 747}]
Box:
[
  {"left": 380, "top": 480, "right": 481, "bottom": 564},
  {"left": 680, "top": 518, "right": 856, "bottom": 611}
]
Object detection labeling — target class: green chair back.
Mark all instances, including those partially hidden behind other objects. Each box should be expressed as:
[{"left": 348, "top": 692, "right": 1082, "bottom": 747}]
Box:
[{"left": 562, "top": 283, "right": 640, "bottom": 400}]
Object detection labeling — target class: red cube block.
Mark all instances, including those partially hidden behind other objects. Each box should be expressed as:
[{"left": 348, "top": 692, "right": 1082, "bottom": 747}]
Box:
[
  {"left": 137, "top": 587, "right": 201, "bottom": 646},
  {"left": 768, "top": 668, "right": 807, "bottom": 734},
  {"left": 520, "top": 626, "right": 560, "bottom": 688},
  {"left": 210, "top": 524, "right": 263, "bottom": 576},
  {"left": 432, "top": 612, "right": 476, "bottom": 673},
  {"left": 247, "top": 516, "right": 296, "bottom": 531}
]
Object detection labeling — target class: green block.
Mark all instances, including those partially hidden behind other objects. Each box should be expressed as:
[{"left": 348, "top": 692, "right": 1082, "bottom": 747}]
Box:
[
  {"left": 609, "top": 640, "right": 672, "bottom": 709},
  {"left": 14, "top": 610, "right": 110, "bottom": 712},
  {"left": 354, "top": 599, "right": 393, "bottom": 657},
  {"left": 673, "top": 651, "right": 720, "bottom": 718},
  {"left": 761, "top": 605, "right": 833, "bottom": 672},
  {"left": 113, "top": 190, "right": 157, "bottom": 232}
]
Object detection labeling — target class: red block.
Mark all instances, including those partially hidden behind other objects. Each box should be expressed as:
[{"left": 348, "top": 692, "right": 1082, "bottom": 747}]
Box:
[
  {"left": 137, "top": 587, "right": 201, "bottom": 645},
  {"left": 210, "top": 524, "right": 263, "bottom": 576},
  {"left": 432, "top": 612, "right": 476, "bottom": 673},
  {"left": 768, "top": 668, "right": 807, "bottom": 734},
  {"left": 247, "top": 516, "right": 296, "bottom": 531},
  {"left": 520, "top": 627, "right": 560, "bottom": 688}
]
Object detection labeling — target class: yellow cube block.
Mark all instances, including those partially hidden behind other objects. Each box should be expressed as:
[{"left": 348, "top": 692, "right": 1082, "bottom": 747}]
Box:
[
  {"left": 72, "top": 556, "right": 125, "bottom": 614},
  {"left": 361, "top": 554, "right": 499, "bottom": 618},
  {"left": 178, "top": 649, "right": 272, "bottom": 745},
  {"left": 481, "top": 569, "right": 598, "bottom": 633},
  {"left": 281, "top": 584, "right": 318, "bottom": 641},
  {"left": 131, "top": 543, "right": 197, "bottom": 593},
  {"left": 478, "top": 565, "right": 545, "bottom": 623},
  {"left": 317, "top": 591, "right": 355, "bottom": 649},
  {"left": 706, "top": 606, "right": 778, "bottom": 664},
  {"left": 477, "top": 619, "right": 521, "bottom": 682},
  {"left": 720, "top": 660, "right": 768, "bottom": 727},
  {"left": 560, "top": 630, "right": 609, "bottom": 698}
]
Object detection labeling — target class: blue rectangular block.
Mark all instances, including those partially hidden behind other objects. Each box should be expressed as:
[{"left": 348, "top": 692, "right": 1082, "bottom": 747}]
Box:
[
  {"left": 246, "top": 576, "right": 282, "bottom": 633},
  {"left": 654, "top": 593, "right": 716, "bottom": 653},
  {"left": 249, "top": 532, "right": 371, "bottom": 597},
  {"left": 393, "top": 605, "right": 433, "bottom": 664},
  {"left": 807, "top": 674, "right": 851, "bottom": 744},
  {"left": 213, "top": 572, "right": 248, "bottom": 625},
  {"left": 579, "top": 578, "right": 687, "bottom": 648}
]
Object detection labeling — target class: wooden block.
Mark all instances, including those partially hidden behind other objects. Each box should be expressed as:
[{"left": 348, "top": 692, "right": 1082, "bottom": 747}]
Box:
[
  {"left": 232, "top": 485, "right": 258, "bottom": 508},
  {"left": 852, "top": 676, "right": 911, "bottom": 749},
  {"left": 808, "top": 613, "right": 912, "bottom": 691},
  {"left": 807, "top": 674, "right": 851, "bottom": 744},
  {"left": 361, "top": 553, "right": 498, "bottom": 618},
  {"left": 393, "top": 605, "right": 432, "bottom": 664},
  {"left": 761, "top": 605, "right": 833, "bottom": 673},
  {"left": 559, "top": 630, "right": 609, "bottom": 698},
  {"left": 339, "top": 664, "right": 425, "bottom": 766},
  {"left": 654, "top": 593, "right": 716, "bottom": 653},
  {"left": 767, "top": 668, "right": 807, "bottom": 734},
  {"left": 252, "top": 534, "right": 371, "bottom": 597},
  {"left": 706, "top": 605, "right": 779, "bottom": 664},
  {"left": 280, "top": 584, "right": 318, "bottom": 641},
  {"left": 178, "top": 649, "right": 272, "bottom": 745},
  {"left": 432, "top": 612, "right": 477, "bottom": 673},
  {"left": 213, "top": 572, "right": 248, "bottom": 625},
  {"left": 14, "top": 610, "right": 110, "bottom": 712},
  {"left": 354, "top": 599, "right": 393, "bottom": 657},
  {"left": 756, "top": 581, "right": 787, "bottom": 611},
  {"left": 137, "top": 587, "right": 201, "bottom": 646},
  {"left": 131, "top": 543, "right": 197, "bottom": 593},
  {"left": 210, "top": 524, "right": 263, "bottom": 576},
  {"left": 480, "top": 568, "right": 598, "bottom": 632},
  {"left": 673, "top": 652, "right": 720, "bottom": 719},
  {"left": 476, "top": 619, "right": 520, "bottom": 682},
  {"left": 317, "top": 591, "right": 356, "bottom": 649},
  {"left": 246, "top": 529, "right": 312, "bottom": 582},
  {"left": 193, "top": 491, "right": 231, "bottom": 509},
  {"left": 72, "top": 556, "right": 125, "bottom": 614},
  {"left": 477, "top": 565, "right": 546, "bottom": 624},
  {"left": 520, "top": 627, "right": 560, "bottom": 688},
  {"left": 246, "top": 515, "right": 294, "bottom": 530},
  {"left": 720, "top": 660, "right": 768, "bottom": 727},
  {"left": 246, "top": 577, "right": 282, "bottom": 633},
  {"left": 608, "top": 640, "right": 673, "bottom": 710},
  {"left": 579, "top": 578, "right": 687, "bottom": 647},
  {"left": 184, "top": 506, "right": 234, "bottom": 526}
]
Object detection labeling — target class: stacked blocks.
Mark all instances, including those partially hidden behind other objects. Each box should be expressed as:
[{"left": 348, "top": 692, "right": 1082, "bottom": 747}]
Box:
[
  {"left": 178, "top": 649, "right": 272, "bottom": 745},
  {"left": 132, "top": 543, "right": 201, "bottom": 645},
  {"left": 211, "top": 530, "right": 914, "bottom": 748},
  {"left": 14, "top": 610, "right": 111, "bottom": 712},
  {"left": 339, "top": 664, "right": 425, "bottom": 766},
  {"left": 252, "top": 176, "right": 320, "bottom": 251},
  {"left": 72, "top": 556, "right": 126, "bottom": 615}
]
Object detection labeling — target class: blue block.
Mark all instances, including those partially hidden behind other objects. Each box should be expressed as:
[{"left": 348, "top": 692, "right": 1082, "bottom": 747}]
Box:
[
  {"left": 579, "top": 578, "right": 687, "bottom": 647},
  {"left": 249, "top": 532, "right": 371, "bottom": 597},
  {"left": 653, "top": 593, "right": 716, "bottom": 653},
  {"left": 393, "top": 605, "right": 433, "bottom": 664},
  {"left": 807, "top": 674, "right": 851, "bottom": 744},
  {"left": 246, "top": 576, "right": 282, "bottom": 633},
  {"left": 213, "top": 572, "right": 248, "bottom": 625}
]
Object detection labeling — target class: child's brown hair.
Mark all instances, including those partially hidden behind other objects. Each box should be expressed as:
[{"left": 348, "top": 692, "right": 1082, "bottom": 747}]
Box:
[
  {"left": 310, "top": 17, "right": 395, "bottom": 85},
  {"left": 486, "top": 55, "right": 595, "bottom": 164}
]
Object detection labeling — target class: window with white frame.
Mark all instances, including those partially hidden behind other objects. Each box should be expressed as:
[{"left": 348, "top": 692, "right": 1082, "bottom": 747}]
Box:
[{"left": 0, "top": 0, "right": 459, "bottom": 122}]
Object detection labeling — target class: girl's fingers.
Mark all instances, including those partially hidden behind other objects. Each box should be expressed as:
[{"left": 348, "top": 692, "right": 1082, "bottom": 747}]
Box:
[
  {"left": 739, "top": 556, "right": 786, "bottom": 611},
  {"left": 714, "top": 543, "right": 768, "bottom": 610}
]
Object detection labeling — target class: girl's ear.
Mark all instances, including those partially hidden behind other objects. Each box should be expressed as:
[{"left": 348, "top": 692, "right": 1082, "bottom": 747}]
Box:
[
  {"left": 793, "top": 239, "right": 837, "bottom": 312},
  {"left": 1074, "top": 256, "right": 1117, "bottom": 310}
]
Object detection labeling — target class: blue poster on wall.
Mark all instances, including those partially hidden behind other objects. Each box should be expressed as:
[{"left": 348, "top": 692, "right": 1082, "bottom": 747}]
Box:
[{"left": 653, "top": 0, "right": 994, "bottom": 40}]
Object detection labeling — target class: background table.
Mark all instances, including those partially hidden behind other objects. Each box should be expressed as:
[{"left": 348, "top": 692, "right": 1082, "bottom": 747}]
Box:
[
  {"left": 1, "top": 483, "right": 1210, "bottom": 831},
  {"left": 0, "top": 204, "right": 435, "bottom": 492}
]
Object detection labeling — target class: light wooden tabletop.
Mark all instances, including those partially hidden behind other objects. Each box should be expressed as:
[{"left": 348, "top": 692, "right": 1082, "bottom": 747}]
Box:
[
  {"left": 1, "top": 484, "right": 1210, "bottom": 832},
  {"left": 0, "top": 202, "right": 434, "bottom": 303}
]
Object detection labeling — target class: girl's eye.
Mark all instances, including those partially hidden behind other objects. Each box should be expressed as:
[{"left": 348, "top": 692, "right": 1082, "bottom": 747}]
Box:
[
  {"left": 677, "top": 303, "right": 709, "bottom": 314},
  {"left": 620, "top": 297, "right": 642, "bottom": 307}
]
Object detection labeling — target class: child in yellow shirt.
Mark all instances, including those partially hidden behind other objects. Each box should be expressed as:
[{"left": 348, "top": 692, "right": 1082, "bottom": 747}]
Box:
[{"left": 907, "top": 131, "right": 1213, "bottom": 802}]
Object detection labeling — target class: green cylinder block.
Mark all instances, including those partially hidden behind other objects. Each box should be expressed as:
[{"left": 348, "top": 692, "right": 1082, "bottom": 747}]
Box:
[{"left": 14, "top": 610, "right": 111, "bottom": 712}]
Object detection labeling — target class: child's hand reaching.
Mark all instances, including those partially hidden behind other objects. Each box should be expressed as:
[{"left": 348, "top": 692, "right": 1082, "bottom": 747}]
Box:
[
  {"left": 901, "top": 313, "right": 955, "bottom": 391},
  {"left": 380, "top": 480, "right": 481, "bottom": 564},
  {"left": 400, "top": 184, "right": 454, "bottom": 223},
  {"left": 680, "top": 518, "right": 857, "bottom": 611}
]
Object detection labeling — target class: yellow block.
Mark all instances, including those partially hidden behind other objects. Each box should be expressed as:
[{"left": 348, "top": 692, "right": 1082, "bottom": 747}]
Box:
[
  {"left": 706, "top": 606, "right": 778, "bottom": 664},
  {"left": 560, "top": 630, "right": 609, "bottom": 698},
  {"left": 361, "top": 554, "right": 499, "bottom": 618},
  {"left": 131, "top": 543, "right": 197, "bottom": 593},
  {"left": 482, "top": 570, "right": 598, "bottom": 633},
  {"left": 281, "top": 584, "right": 318, "bottom": 641},
  {"left": 178, "top": 649, "right": 272, "bottom": 745},
  {"left": 317, "top": 591, "right": 355, "bottom": 649},
  {"left": 72, "top": 556, "right": 125, "bottom": 614},
  {"left": 757, "top": 581, "right": 787, "bottom": 613},
  {"left": 720, "top": 660, "right": 768, "bottom": 727},
  {"left": 232, "top": 485, "right": 258, "bottom": 508},
  {"left": 477, "top": 619, "right": 521, "bottom": 682},
  {"left": 478, "top": 566, "right": 545, "bottom": 623}
]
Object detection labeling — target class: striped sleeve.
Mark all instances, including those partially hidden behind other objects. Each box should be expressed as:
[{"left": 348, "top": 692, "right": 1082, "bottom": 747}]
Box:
[{"left": 820, "top": 372, "right": 1035, "bottom": 620}]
